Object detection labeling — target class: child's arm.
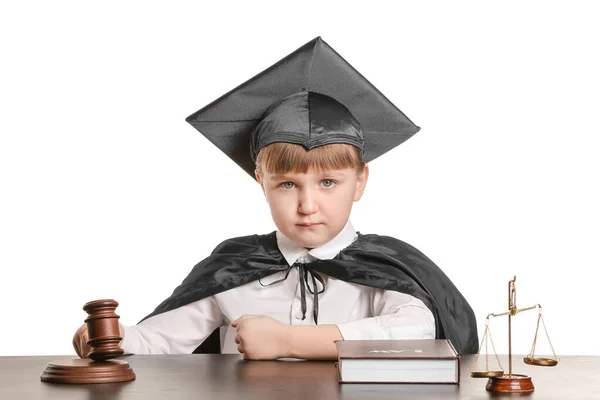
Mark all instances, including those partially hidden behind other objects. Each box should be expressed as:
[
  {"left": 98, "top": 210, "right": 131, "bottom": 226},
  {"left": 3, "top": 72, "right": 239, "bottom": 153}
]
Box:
[
  {"left": 125, "top": 296, "right": 224, "bottom": 354},
  {"left": 232, "top": 315, "right": 342, "bottom": 360},
  {"left": 72, "top": 297, "right": 224, "bottom": 357},
  {"left": 286, "top": 324, "right": 343, "bottom": 359},
  {"left": 336, "top": 289, "right": 435, "bottom": 341},
  {"left": 232, "top": 289, "right": 435, "bottom": 361}
]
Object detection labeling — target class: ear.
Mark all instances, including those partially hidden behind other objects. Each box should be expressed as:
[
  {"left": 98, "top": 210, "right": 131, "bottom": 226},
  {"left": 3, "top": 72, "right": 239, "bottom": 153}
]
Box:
[
  {"left": 353, "top": 164, "right": 369, "bottom": 202},
  {"left": 255, "top": 170, "right": 268, "bottom": 199}
]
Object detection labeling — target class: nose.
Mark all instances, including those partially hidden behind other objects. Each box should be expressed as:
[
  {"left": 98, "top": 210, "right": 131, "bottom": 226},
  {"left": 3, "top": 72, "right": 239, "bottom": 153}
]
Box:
[{"left": 298, "top": 187, "right": 318, "bottom": 215}]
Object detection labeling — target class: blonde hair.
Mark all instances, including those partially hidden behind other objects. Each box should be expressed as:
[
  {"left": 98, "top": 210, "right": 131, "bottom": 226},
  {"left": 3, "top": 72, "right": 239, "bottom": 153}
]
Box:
[{"left": 255, "top": 142, "right": 365, "bottom": 176}]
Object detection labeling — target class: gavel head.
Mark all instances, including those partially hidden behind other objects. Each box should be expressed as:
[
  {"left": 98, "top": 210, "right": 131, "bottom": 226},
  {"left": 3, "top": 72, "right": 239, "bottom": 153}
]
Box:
[{"left": 83, "top": 299, "right": 124, "bottom": 361}]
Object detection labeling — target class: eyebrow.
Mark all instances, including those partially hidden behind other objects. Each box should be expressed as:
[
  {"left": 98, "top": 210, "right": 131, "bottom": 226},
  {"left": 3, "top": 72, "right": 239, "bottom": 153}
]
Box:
[
  {"left": 268, "top": 174, "right": 292, "bottom": 181},
  {"left": 268, "top": 170, "right": 349, "bottom": 180}
]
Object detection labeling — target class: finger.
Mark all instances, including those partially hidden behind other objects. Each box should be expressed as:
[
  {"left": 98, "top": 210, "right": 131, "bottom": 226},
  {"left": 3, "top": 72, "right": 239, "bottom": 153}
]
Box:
[
  {"left": 234, "top": 334, "right": 241, "bottom": 345},
  {"left": 75, "top": 338, "right": 87, "bottom": 359},
  {"left": 231, "top": 315, "right": 248, "bottom": 327},
  {"left": 72, "top": 325, "right": 88, "bottom": 358},
  {"left": 81, "top": 329, "right": 91, "bottom": 358},
  {"left": 72, "top": 324, "right": 86, "bottom": 347},
  {"left": 72, "top": 337, "right": 81, "bottom": 357},
  {"left": 233, "top": 314, "right": 259, "bottom": 329},
  {"left": 236, "top": 314, "right": 258, "bottom": 323},
  {"left": 237, "top": 343, "right": 244, "bottom": 354},
  {"left": 118, "top": 323, "right": 125, "bottom": 347},
  {"left": 79, "top": 339, "right": 90, "bottom": 358}
]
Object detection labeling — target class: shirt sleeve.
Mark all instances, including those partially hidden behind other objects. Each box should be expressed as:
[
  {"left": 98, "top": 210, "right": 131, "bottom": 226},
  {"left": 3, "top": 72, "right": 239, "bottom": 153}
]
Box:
[
  {"left": 336, "top": 289, "right": 435, "bottom": 340},
  {"left": 122, "top": 296, "right": 224, "bottom": 354}
]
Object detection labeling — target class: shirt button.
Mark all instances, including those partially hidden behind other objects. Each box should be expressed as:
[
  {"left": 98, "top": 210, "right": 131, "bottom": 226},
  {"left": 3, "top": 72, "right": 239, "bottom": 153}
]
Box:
[{"left": 295, "top": 311, "right": 304, "bottom": 320}]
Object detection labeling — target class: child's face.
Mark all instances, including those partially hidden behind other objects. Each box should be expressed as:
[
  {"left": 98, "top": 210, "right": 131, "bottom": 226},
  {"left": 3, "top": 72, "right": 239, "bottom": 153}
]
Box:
[{"left": 257, "top": 166, "right": 369, "bottom": 248}]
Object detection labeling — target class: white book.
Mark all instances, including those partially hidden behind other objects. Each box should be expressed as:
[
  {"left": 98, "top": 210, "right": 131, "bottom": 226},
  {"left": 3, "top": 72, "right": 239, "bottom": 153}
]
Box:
[{"left": 335, "top": 339, "right": 460, "bottom": 384}]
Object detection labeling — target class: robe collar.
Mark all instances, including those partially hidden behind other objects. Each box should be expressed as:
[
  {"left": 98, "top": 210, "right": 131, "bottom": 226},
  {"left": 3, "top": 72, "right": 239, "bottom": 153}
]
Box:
[{"left": 275, "top": 220, "right": 358, "bottom": 266}]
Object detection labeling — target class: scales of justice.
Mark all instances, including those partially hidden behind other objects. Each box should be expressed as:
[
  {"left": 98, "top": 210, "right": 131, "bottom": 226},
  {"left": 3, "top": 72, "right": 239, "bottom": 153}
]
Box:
[{"left": 470, "top": 276, "right": 558, "bottom": 393}]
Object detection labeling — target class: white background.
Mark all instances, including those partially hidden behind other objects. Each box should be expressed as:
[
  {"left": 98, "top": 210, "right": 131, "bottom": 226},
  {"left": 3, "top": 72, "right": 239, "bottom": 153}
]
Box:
[{"left": 1, "top": 1, "right": 599, "bottom": 357}]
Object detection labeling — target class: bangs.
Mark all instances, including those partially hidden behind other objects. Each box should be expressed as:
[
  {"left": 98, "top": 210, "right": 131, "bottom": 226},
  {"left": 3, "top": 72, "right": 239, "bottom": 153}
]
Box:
[{"left": 256, "top": 143, "right": 365, "bottom": 175}]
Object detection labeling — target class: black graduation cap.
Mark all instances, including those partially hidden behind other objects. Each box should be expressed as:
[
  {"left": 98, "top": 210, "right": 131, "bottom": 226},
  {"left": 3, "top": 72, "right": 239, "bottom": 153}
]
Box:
[{"left": 186, "top": 36, "right": 420, "bottom": 179}]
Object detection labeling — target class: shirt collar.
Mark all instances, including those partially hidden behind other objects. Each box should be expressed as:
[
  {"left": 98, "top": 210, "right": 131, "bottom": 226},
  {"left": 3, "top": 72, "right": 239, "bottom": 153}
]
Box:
[{"left": 276, "top": 221, "right": 358, "bottom": 266}]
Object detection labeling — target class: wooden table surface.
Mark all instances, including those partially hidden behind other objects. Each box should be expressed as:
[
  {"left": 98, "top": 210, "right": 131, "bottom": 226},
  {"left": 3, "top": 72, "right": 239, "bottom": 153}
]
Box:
[{"left": 1, "top": 354, "right": 597, "bottom": 399}]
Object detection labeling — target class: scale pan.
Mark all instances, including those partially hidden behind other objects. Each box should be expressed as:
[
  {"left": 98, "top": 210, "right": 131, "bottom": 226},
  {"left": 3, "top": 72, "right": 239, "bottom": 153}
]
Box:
[
  {"left": 523, "top": 357, "right": 558, "bottom": 366},
  {"left": 470, "top": 370, "right": 504, "bottom": 378}
]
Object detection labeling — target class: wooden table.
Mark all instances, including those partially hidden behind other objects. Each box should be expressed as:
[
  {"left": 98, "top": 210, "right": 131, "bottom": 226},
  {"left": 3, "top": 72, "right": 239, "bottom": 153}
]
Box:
[{"left": 1, "top": 354, "right": 597, "bottom": 399}]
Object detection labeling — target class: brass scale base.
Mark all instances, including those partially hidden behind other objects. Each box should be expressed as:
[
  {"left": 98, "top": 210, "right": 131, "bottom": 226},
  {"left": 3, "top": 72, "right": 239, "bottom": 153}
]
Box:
[
  {"left": 472, "top": 370, "right": 533, "bottom": 393},
  {"left": 481, "top": 357, "right": 557, "bottom": 393},
  {"left": 41, "top": 359, "right": 135, "bottom": 384},
  {"left": 486, "top": 374, "right": 534, "bottom": 393}
]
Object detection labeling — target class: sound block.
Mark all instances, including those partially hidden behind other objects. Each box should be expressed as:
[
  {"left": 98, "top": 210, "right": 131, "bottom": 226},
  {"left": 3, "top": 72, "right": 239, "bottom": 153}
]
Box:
[{"left": 41, "top": 358, "right": 136, "bottom": 384}]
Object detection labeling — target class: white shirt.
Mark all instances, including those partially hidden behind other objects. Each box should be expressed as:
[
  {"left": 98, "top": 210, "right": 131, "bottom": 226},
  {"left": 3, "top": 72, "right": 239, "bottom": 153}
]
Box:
[{"left": 122, "top": 222, "right": 435, "bottom": 354}]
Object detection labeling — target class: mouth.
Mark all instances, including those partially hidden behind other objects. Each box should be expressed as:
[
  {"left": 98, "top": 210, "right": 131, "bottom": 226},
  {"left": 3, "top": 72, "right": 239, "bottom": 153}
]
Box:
[{"left": 296, "top": 222, "right": 322, "bottom": 228}]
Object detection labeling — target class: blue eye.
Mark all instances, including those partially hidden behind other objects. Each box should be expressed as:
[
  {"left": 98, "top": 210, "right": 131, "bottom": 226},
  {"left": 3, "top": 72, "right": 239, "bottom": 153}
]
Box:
[
  {"left": 280, "top": 182, "right": 295, "bottom": 189},
  {"left": 320, "top": 179, "right": 336, "bottom": 188}
]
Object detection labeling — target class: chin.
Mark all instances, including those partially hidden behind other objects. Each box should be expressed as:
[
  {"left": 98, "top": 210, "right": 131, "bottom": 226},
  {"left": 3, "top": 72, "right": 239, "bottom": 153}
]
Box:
[
  {"left": 290, "top": 233, "right": 331, "bottom": 249},
  {"left": 296, "top": 239, "right": 325, "bottom": 249}
]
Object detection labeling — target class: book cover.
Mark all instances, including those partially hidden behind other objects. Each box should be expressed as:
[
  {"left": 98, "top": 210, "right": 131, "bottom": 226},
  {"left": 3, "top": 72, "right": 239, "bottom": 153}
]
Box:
[{"left": 335, "top": 339, "right": 460, "bottom": 384}]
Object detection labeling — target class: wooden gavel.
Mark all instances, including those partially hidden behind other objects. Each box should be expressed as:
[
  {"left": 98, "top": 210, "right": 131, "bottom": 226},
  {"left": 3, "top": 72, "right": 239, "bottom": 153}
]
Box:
[
  {"left": 41, "top": 299, "right": 135, "bottom": 384},
  {"left": 84, "top": 299, "right": 124, "bottom": 361}
]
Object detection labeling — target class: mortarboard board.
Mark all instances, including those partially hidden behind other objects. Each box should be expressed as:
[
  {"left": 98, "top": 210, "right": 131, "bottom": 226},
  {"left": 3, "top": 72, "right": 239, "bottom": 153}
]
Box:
[{"left": 186, "top": 36, "right": 420, "bottom": 179}]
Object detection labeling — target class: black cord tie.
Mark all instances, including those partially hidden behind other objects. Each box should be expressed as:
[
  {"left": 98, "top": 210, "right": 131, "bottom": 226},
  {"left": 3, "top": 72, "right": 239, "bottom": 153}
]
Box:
[
  {"left": 298, "top": 263, "right": 325, "bottom": 324},
  {"left": 258, "top": 262, "right": 325, "bottom": 324},
  {"left": 259, "top": 267, "right": 292, "bottom": 287}
]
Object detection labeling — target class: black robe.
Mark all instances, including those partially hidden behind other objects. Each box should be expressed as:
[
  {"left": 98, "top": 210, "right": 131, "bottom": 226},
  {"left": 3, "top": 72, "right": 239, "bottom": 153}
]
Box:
[{"left": 140, "top": 232, "right": 479, "bottom": 355}]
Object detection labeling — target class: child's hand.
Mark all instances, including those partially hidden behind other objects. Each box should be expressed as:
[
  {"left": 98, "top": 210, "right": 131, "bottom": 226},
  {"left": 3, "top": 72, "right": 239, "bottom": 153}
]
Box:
[
  {"left": 72, "top": 323, "right": 91, "bottom": 358},
  {"left": 72, "top": 322, "right": 126, "bottom": 359},
  {"left": 231, "top": 315, "right": 290, "bottom": 360}
]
